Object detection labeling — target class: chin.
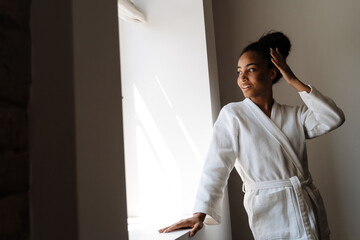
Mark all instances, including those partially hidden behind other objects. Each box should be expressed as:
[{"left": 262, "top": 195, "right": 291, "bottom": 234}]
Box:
[{"left": 242, "top": 92, "right": 251, "bottom": 98}]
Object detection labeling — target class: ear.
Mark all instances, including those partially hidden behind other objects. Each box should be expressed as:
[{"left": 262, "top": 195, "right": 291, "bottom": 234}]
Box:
[{"left": 269, "top": 67, "right": 278, "bottom": 80}]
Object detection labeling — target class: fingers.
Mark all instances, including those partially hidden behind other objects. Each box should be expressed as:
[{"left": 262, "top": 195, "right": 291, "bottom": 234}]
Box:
[
  {"left": 189, "top": 222, "right": 203, "bottom": 237},
  {"left": 271, "top": 56, "right": 280, "bottom": 69},
  {"left": 166, "top": 220, "right": 189, "bottom": 233},
  {"left": 158, "top": 224, "right": 174, "bottom": 233},
  {"left": 270, "top": 48, "right": 297, "bottom": 83},
  {"left": 270, "top": 48, "right": 282, "bottom": 65},
  {"left": 158, "top": 226, "right": 168, "bottom": 233},
  {"left": 158, "top": 219, "right": 190, "bottom": 233},
  {"left": 270, "top": 48, "right": 288, "bottom": 71},
  {"left": 159, "top": 216, "right": 205, "bottom": 237},
  {"left": 159, "top": 223, "right": 174, "bottom": 233},
  {"left": 270, "top": 48, "right": 283, "bottom": 60},
  {"left": 159, "top": 219, "right": 204, "bottom": 238}
]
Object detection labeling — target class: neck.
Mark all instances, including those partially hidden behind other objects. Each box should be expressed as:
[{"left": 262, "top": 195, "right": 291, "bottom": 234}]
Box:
[{"left": 250, "top": 91, "right": 274, "bottom": 117}]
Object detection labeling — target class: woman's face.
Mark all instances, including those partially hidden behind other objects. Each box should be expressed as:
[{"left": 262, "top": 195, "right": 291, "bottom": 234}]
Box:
[{"left": 237, "top": 51, "right": 276, "bottom": 99}]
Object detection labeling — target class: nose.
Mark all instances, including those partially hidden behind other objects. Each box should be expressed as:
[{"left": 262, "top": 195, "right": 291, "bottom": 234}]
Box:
[{"left": 238, "top": 72, "right": 248, "bottom": 82}]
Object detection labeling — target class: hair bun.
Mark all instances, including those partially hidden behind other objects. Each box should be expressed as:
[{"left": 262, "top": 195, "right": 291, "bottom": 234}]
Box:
[{"left": 258, "top": 31, "right": 291, "bottom": 58}]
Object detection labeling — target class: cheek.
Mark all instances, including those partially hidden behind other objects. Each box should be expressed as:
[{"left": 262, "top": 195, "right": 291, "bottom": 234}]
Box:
[
  {"left": 255, "top": 73, "right": 270, "bottom": 85},
  {"left": 237, "top": 77, "right": 242, "bottom": 88}
]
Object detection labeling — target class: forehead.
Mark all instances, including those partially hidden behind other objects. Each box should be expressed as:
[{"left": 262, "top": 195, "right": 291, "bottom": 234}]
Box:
[{"left": 238, "top": 51, "right": 265, "bottom": 66}]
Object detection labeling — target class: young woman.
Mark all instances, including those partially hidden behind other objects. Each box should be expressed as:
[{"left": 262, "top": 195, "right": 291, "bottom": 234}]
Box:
[{"left": 159, "top": 32, "right": 345, "bottom": 239}]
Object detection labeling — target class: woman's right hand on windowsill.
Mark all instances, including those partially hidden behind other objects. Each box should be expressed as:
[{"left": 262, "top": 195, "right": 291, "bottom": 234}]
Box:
[{"left": 158, "top": 212, "right": 206, "bottom": 237}]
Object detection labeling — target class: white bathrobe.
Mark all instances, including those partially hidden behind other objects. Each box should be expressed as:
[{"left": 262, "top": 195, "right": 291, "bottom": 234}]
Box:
[{"left": 193, "top": 86, "right": 345, "bottom": 240}]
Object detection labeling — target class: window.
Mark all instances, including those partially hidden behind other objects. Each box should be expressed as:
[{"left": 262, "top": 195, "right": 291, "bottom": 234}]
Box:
[{"left": 118, "top": 0, "right": 215, "bottom": 231}]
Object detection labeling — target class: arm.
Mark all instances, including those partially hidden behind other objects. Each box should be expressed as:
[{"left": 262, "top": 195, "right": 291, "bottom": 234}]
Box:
[
  {"left": 193, "top": 106, "right": 238, "bottom": 224},
  {"left": 270, "top": 48, "right": 345, "bottom": 138},
  {"left": 159, "top": 106, "right": 238, "bottom": 236},
  {"left": 270, "top": 47, "right": 310, "bottom": 93},
  {"left": 297, "top": 86, "right": 345, "bottom": 138}
]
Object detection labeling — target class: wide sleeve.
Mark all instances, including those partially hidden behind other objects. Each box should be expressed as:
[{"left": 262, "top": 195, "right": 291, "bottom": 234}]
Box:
[
  {"left": 193, "top": 105, "right": 238, "bottom": 224},
  {"left": 298, "top": 85, "right": 345, "bottom": 139}
]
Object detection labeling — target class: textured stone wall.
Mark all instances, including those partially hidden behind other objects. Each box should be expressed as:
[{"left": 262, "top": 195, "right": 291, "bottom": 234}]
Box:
[{"left": 0, "top": 0, "right": 31, "bottom": 239}]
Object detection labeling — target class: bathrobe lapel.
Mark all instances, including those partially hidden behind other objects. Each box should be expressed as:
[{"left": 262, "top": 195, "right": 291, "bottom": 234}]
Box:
[{"left": 244, "top": 98, "right": 305, "bottom": 179}]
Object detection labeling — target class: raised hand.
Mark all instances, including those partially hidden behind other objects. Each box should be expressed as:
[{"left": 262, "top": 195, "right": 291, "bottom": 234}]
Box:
[
  {"left": 270, "top": 48, "right": 311, "bottom": 93},
  {"left": 158, "top": 212, "right": 206, "bottom": 237},
  {"left": 270, "top": 48, "right": 297, "bottom": 83}
]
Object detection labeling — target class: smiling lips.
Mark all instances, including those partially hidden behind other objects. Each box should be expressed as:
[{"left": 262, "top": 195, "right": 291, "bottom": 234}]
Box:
[{"left": 241, "top": 85, "right": 252, "bottom": 90}]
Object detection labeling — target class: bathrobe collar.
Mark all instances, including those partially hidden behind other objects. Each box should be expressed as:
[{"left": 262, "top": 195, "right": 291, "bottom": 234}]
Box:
[{"left": 244, "top": 97, "right": 305, "bottom": 179}]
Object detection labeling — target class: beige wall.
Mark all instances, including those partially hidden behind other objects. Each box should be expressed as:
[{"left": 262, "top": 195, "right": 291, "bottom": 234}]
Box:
[
  {"left": 72, "top": 0, "right": 128, "bottom": 239},
  {"left": 212, "top": 0, "right": 360, "bottom": 239}
]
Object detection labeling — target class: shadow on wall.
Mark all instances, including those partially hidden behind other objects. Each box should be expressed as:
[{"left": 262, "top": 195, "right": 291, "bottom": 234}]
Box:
[{"left": 227, "top": 171, "right": 253, "bottom": 239}]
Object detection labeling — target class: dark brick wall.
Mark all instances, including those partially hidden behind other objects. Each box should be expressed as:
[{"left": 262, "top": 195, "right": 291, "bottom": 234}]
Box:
[{"left": 0, "top": 0, "right": 31, "bottom": 239}]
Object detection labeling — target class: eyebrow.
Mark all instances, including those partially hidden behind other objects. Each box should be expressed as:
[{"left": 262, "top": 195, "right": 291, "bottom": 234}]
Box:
[{"left": 237, "top": 63, "right": 259, "bottom": 69}]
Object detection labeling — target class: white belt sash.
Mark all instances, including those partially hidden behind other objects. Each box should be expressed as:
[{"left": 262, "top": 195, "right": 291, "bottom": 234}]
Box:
[{"left": 243, "top": 176, "right": 318, "bottom": 240}]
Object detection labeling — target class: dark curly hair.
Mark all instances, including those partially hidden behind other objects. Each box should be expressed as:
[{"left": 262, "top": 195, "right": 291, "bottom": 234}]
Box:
[{"left": 240, "top": 31, "right": 291, "bottom": 84}]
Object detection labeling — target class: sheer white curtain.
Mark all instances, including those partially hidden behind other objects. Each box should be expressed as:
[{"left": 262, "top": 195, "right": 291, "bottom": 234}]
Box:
[{"left": 118, "top": 0, "right": 146, "bottom": 23}]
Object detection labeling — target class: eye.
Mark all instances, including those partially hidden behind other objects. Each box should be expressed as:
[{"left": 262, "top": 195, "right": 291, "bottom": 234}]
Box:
[
  {"left": 237, "top": 71, "right": 242, "bottom": 75},
  {"left": 249, "top": 68, "right": 255, "bottom": 72}
]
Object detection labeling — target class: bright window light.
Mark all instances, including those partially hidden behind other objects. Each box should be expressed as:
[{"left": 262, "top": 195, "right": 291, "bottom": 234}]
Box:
[{"left": 118, "top": 0, "right": 214, "bottom": 232}]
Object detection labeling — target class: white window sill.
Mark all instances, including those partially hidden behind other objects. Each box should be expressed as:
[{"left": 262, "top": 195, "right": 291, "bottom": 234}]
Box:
[
  {"left": 129, "top": 228, "right": 191, "bottom": 240},
  {"left": 128, "top": 217, "right": 192, "bottom": 240}
]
